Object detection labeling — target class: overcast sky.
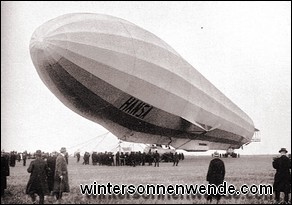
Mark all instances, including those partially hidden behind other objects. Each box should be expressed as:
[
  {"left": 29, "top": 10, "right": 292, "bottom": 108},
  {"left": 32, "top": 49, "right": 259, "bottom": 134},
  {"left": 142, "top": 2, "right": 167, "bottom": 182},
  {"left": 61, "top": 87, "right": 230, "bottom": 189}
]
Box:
[{"left": 1, "top": 1, "right": 291, "bottom": 155}]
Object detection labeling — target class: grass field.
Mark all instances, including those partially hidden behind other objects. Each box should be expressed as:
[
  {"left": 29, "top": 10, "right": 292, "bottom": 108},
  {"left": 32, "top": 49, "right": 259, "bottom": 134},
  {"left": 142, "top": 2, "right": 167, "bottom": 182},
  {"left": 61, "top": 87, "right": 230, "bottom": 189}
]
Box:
[{"left": 1, "top": 155, "right": 289, "bottom": 204}]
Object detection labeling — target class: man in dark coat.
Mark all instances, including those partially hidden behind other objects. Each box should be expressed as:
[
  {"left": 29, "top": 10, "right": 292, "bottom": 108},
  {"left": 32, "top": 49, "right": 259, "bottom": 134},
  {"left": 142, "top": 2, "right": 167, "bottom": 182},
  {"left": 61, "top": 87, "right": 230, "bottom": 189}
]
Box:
[
  {"left": 1, "top": 151, "right": 10, "bottom": 196},
  {"left": 46, "top": 154, "right": 57, "bottom": 194},
  {"left": 206, "top": 152, "right": 225, "bottom": 203},
  {"left": 76, "top": 152, "right": 80, "bottom": 163},
  {"left": 22, "top": 151, "right": 27, "bottom": 166},
  {"left": 273, "top": 148, "right": 291, "bottom": 204},
  {"left": 154, "top": 151, "right": 160, "bottom": 167},
  {"left": 173, "top": 152, "right": 179, "bottom": 166},
  {"left": 9, "top": 151, "right": 16, "bottom": 167},
  {"left": 26, "top": 150, "right": 49, "bottom": 204},
  {"left": 53, "top": 147, "right": 70, "bottom": 202},
  {"left": 83, "top": 152, "right": 90, "bottom": 165},
  {"left": 120, "top": 152, "right": 125, "bottom": 166},
  {"left": 115, "top": 152, "right": 120, "bottom": 166}
]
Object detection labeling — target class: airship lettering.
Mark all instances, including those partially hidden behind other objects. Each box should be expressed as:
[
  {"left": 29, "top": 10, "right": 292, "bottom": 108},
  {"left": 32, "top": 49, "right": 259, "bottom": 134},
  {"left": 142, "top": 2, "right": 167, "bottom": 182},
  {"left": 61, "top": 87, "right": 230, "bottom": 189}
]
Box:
[
  {"left": 119, "top": 97, "right": 136, "bottom": 111},
  {"left": 137, "top": 105, "right": 153, "bottom": 119},
  {"left": 129, "top": 101, "right": 144, "bottom": 115},
  {"left": 119, "top": 97, "right": 153, "bottom": 119},
  {"left": 124, "top": 98, "right": 139, "bottom": 113}
]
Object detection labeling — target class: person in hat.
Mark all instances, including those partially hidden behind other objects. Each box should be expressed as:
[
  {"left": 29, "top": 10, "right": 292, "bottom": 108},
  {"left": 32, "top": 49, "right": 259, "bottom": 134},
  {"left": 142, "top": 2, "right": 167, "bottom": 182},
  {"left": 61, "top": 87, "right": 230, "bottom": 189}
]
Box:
[
  {"left": 53, "top": 147, "right": 70, "bottom": 202},
  {"left": 1, "top": 150, "right": 10, "bottom": 196},
  {"left": 154, "top": 150, "right": 160, "bottom": 167},
  {"left": 26, "top": 150, "right": 49, "bottom": 204},
  {"left": 46, "top": 152, "right": 57, "bottom": 195},
  {"left": 22, "top": 151, "right": 27, "bottom": 166},
  {"left": 272, "top": 148, "right": 291, "bottom": 204},
  {"left": 173, "top": 152, "right": 179, "bottom": 166},
  {"left": 206, "top": 151, "right": 225, "bottom": 203}
]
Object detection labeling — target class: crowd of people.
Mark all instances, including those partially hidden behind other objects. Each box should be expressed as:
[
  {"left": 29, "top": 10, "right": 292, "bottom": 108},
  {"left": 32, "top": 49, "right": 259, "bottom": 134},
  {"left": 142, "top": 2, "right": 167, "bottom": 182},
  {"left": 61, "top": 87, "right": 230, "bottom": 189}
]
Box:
[
  {"left": 1, "top": 147, "right": 69, "bottom": 204},
  {"left": 1, "top": 147, "right": 291, "bottom": 204},
  {"left": 25, "top": 147, "right": 70, "bottom": 204},
  {"left": 1, "top": 151, "right": 27, "bottom": 168},
  {"left": 78, "top": 150, "right": 184, "bottom": 167}
]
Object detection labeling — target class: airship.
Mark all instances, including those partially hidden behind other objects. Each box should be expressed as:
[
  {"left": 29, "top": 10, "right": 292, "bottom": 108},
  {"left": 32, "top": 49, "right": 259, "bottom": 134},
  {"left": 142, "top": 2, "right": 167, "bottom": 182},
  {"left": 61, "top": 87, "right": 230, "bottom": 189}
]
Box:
[{"left": 30, "top": 13, "right": 257, "bottom": 152}]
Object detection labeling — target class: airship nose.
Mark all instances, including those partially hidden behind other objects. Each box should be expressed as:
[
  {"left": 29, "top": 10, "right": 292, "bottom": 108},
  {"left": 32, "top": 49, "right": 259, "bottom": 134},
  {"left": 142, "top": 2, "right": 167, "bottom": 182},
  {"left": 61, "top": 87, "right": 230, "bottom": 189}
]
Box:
[{"left": 30, "top": 26, "right": 49, "bottom": 51}]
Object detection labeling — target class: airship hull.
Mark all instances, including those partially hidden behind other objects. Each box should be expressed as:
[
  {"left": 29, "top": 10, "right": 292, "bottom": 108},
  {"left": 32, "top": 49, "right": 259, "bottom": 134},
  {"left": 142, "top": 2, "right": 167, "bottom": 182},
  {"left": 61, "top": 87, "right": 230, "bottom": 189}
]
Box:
[{"left": 30, "top": 13, "right": 256, "bottom": 151}]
